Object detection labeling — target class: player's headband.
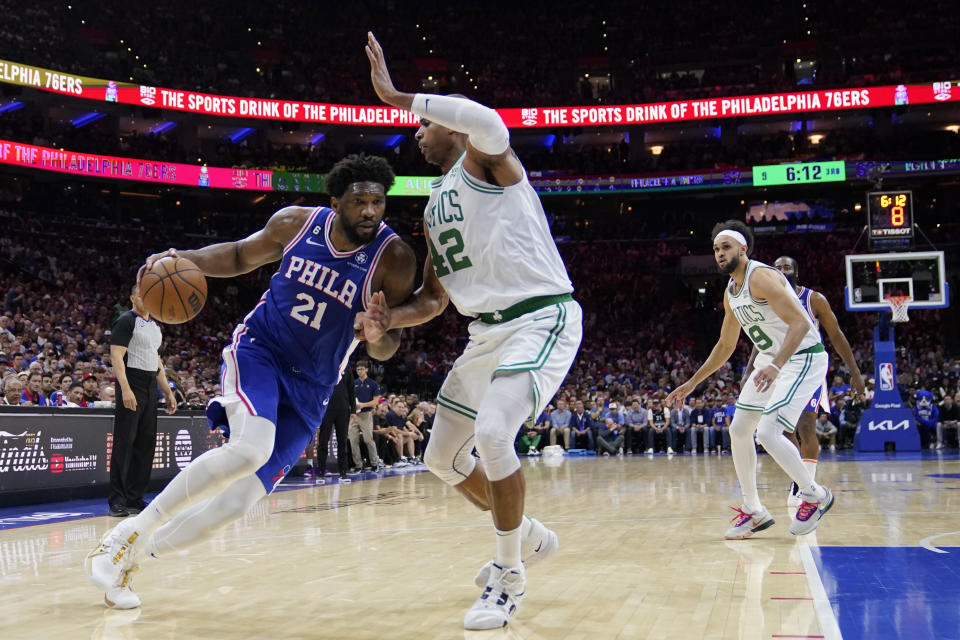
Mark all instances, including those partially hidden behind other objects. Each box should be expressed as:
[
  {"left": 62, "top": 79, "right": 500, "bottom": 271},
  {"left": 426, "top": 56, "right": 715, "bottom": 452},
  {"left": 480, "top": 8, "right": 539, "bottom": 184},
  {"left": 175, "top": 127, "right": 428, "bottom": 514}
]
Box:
[{"left": 714, "top": 230, "right": 748, "bottom": 247}]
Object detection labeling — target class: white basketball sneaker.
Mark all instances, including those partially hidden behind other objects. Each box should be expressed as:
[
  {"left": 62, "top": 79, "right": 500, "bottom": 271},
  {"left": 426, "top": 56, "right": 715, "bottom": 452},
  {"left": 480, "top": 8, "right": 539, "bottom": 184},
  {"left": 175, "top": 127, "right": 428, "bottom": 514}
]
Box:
[
  {"left": 789, "top": 486, "right": 835, "bottom": 536},
  {"left": 104, "top": 567, "right": 142, "bottom": 609},
  {"left": 474, "top": 518, "right": 558, "bottom": 587},
  {"left": 724, "top": 505, "right": 775, "bottom": 540},
  {"left": 85, "top": 523, "right": 141, "bottom": 591},
  {"left": 464, "top": 563, "right": 526, "bottom": 630}
]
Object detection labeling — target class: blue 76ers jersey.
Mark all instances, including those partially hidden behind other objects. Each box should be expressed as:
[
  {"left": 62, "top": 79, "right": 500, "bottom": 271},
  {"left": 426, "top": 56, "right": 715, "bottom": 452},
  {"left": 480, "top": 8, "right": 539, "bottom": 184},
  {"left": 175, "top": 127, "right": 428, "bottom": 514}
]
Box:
[
  {"left": 796, "top": 286, "right": 819, "bottom": 330},
  {"left": 242, "top": 207, "right": 398, "bottom": 385}
]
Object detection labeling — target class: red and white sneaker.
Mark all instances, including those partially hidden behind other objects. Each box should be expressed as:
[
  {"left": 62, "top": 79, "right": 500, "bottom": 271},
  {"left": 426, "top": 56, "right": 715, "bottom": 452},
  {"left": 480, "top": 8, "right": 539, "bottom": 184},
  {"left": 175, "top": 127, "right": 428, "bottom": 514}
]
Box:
[
  {"left": 789, "top": 487, "right": 834, "bottom": 535},
  {"left": 724, "top": 505, "right": 775, "bottom": 540}
]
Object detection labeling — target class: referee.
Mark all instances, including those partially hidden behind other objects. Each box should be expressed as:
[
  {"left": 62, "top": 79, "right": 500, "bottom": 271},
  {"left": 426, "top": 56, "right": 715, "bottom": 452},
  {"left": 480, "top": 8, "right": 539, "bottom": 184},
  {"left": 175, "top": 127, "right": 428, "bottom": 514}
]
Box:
[{"left": 108, "top": 284, "right": 177, "bottom": 517}]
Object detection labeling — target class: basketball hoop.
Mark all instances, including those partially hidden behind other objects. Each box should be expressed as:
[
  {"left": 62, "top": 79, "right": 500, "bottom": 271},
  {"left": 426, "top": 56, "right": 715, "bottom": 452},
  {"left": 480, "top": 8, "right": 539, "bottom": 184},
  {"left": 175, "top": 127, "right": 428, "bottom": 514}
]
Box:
[{"left": 886, "top": 295, "right": 912, "bottom": 323}]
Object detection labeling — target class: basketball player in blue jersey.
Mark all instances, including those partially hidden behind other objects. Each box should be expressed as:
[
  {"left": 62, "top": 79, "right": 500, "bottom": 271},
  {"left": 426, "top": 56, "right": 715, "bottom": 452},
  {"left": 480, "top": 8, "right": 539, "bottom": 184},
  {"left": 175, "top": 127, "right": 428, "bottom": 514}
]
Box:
[
  {"left": 362, "top": 33, "right": 583, "bottom": 630},
  {"left": 744, "top": 256, "right": 865, "bottom": 506},
  {"left": 85, "top": 154, "right": 418, "bottom": 609}
]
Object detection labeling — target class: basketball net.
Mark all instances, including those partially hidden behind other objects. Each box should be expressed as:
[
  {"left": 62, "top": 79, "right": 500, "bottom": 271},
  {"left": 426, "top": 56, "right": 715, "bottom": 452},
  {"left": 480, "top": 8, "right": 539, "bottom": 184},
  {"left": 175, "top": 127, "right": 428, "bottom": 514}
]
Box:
[{"left": 886, "top": 295, "right": 912, "bottom": 323}]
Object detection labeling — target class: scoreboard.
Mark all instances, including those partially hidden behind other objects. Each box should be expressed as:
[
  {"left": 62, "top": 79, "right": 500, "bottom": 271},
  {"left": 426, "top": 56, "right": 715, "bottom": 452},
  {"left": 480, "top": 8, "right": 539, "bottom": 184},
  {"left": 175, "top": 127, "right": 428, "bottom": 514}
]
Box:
[{"left": 867, "top": 190, "right": 913, "bottom": 246}]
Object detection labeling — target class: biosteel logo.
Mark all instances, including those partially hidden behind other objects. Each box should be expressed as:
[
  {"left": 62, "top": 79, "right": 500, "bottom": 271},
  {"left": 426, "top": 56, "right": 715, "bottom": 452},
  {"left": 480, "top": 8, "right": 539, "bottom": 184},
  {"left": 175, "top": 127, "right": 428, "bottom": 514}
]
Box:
[{"left": 0, "top": 430, "right": 49, "bottom": 473}]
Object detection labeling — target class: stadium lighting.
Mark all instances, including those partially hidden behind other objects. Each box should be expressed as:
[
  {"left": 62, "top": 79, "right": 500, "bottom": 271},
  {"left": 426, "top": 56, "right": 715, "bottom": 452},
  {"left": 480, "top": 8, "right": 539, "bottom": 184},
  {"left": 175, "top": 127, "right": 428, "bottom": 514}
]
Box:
[
  {"left": 946, "top": 125, "right": 960, "bottom": 134},
  {"left": 149, "top": 121, "right": 177, "bottom": 135},
  {"left": 650, "top": 145, "right": 664, "bottom": 155},
  {"left": 0, "top": 101, "right": 24, "bottom": 114},
  {"left": 71, "top": 112, "right": 105, "bottom": 128},
  {"left": 228, "top": 127, "right": 255, "bottom": 143},
  {"left": 808, "top": 134, "right": 824, "bottom": 145}
]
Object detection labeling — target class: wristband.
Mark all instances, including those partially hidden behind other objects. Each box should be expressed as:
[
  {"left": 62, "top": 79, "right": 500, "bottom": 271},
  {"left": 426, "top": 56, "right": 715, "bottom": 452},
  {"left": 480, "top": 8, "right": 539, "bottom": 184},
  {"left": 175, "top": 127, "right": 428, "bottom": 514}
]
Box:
[{"left": 769, "top": 363, "right": 782, "bottom": 373}]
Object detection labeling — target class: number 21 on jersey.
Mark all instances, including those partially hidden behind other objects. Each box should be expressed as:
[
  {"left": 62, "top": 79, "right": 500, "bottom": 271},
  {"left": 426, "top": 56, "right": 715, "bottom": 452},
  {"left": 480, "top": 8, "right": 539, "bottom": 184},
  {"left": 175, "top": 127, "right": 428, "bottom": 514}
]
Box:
[{"left": 290, "top": 293, "right": 327, "bottom": 329}]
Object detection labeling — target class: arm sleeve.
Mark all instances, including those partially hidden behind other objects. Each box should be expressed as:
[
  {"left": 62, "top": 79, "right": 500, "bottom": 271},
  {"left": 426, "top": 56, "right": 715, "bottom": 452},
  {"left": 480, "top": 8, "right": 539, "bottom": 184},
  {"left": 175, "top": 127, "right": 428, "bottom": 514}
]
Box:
[
  {"left": 410, "top": 93, "right": 510, "bottom": 156},
  {"left": 110, "top": 313, "right": 135, "bottom": 348}
]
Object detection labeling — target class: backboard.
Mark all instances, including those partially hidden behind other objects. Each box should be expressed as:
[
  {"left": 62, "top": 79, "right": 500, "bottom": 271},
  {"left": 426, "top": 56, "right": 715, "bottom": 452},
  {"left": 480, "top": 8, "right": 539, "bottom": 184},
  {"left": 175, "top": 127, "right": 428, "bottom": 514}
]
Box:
[{"left": 844, "top": 251, "right": 949, "bottom": 312}]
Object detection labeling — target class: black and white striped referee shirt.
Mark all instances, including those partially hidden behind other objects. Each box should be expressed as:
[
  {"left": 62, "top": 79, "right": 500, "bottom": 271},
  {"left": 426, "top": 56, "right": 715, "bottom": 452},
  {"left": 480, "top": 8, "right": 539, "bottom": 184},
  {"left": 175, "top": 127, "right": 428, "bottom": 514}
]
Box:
[{"left": 110, "top": 311, "right": 163, "bottom": 373}]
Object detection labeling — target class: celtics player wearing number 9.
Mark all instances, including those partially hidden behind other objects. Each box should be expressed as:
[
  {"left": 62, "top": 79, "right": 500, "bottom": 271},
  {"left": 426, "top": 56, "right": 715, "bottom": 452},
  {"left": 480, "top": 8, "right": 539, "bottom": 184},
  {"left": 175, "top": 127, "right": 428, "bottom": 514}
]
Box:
[
  {"left": 665, "top": 220, "right": 835, "bottom": 540},
  {"left": 362, "top": 32, "right": 583, "bottom": 630}
]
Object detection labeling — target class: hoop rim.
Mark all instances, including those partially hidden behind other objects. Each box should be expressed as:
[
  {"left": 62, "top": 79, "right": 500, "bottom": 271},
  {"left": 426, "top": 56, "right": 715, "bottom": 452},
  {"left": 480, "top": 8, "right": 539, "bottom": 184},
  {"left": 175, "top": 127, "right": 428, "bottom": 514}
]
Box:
[
  {"left": 885, "top": 294, "right": 913, "bottom": 307},
  {"left": 885, "top": 294, "right": 912, "bottom": 322}
]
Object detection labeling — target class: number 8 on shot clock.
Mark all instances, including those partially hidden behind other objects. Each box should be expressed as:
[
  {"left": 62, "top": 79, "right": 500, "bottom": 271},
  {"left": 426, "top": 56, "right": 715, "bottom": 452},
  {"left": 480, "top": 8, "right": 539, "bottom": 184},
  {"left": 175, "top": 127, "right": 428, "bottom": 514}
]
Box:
[{"left": 867, "top": 190, "right": 913, "bottom": 247}]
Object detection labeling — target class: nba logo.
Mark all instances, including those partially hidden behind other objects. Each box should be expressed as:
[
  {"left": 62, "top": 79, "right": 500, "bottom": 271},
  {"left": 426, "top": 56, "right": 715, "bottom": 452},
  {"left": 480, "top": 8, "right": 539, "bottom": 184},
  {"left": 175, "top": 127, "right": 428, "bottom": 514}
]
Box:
[
  {"left": 521, "top": 108, "right": 539, "bottom": 126},
  {"left": 933, "top": 82, "right": 952, "bottom": 101},
  {"left": 879, "top": 362, "right": 894, "bottom": 391}
]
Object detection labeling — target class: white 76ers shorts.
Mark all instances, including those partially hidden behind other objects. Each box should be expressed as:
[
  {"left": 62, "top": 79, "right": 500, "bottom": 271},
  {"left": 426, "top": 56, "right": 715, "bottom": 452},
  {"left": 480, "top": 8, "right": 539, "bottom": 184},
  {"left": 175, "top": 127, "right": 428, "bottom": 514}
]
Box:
[
  {"left": 735, "top": 349, "right": 828, "bottom": 432},
  {"left": 437, "top": 300, "right": 582, "bottom": 423}
]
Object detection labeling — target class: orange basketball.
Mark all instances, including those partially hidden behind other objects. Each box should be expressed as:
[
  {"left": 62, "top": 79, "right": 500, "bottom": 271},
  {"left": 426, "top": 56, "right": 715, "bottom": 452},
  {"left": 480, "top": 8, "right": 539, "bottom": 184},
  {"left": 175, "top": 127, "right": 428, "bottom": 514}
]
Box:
[{"left": 140, "top": 256, "right": 207, "bottom": 324}]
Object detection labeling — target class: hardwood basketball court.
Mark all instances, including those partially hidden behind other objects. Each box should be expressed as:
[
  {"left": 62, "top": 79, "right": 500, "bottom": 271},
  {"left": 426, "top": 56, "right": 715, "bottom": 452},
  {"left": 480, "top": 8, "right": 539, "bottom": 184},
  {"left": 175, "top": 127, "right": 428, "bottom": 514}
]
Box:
[{"left": 2, "top": 451, "right": 959, "bottom": 639}]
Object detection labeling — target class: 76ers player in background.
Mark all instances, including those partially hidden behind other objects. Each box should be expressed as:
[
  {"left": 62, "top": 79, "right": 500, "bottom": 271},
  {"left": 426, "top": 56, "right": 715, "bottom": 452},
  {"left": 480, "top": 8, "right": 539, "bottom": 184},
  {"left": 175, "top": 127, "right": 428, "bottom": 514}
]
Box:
[{"left": 85, "top": 154, "right": 417, "bottom": 609}]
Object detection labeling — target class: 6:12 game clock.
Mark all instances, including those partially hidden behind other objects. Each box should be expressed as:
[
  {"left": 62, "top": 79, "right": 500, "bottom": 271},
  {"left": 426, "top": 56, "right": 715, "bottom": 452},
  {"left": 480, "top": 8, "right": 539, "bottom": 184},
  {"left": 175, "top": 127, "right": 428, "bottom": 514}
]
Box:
[{"left": 867, "top": 190, "right": 913, "bottom": 240}]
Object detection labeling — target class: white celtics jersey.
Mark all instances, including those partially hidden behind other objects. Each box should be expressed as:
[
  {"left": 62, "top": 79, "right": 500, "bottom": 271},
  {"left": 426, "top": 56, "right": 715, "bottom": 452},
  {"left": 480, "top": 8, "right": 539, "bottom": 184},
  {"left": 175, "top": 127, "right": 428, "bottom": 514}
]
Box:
[
  {"left": 423, "top": 152, "right": 573, "bottom": 316},
  {"left": 727, "top": 260, "right": 821, "bottom": 357}
]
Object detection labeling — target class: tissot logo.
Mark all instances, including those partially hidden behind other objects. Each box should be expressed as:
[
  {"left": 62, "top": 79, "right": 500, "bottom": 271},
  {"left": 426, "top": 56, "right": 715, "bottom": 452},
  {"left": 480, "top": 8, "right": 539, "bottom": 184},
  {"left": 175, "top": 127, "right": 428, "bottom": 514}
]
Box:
[{"left": 868, "top": 420, "right": 910, "bottom": 431}]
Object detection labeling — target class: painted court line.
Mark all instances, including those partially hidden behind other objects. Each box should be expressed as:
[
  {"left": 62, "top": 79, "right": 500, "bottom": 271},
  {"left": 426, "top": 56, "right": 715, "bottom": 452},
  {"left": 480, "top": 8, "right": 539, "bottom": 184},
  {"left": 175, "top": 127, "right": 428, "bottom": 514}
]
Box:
[
  {"left": 798, "top": 543, "right": 843, "bottom": 640},
  {"left": 770, "top": 571, "right": 806, "bottom": 575},
  {"left": 918, "top": 530, "right": 960, "bottom": 554}
]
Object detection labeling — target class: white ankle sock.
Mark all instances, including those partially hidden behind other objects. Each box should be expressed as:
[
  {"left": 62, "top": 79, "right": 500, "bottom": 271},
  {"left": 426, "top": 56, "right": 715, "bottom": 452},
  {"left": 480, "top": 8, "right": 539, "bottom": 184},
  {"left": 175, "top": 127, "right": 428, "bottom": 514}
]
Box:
[
  {"left": 802, "top": 459, "right": 818, "bottom": 481},
  {"left": 496, "top": 524, "right": 523, "bottom": 569}
]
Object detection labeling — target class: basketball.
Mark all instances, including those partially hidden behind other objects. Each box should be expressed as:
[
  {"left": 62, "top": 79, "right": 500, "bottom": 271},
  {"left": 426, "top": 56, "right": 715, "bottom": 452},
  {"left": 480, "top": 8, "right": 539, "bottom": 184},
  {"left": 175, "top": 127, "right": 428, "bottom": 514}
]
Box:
[{"left": 139, "top": 256, "right": 207, "bottom": 324}]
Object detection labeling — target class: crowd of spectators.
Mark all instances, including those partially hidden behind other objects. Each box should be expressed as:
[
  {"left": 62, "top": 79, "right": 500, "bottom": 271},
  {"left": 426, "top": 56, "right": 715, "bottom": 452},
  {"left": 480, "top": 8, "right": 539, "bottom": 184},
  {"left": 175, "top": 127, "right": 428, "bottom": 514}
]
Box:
[
  {"left": 2, "top": 1, "right": 957, "bottom": 109},
  {"left": 2, "top": 195, "right": 957, "bottom": 458}
]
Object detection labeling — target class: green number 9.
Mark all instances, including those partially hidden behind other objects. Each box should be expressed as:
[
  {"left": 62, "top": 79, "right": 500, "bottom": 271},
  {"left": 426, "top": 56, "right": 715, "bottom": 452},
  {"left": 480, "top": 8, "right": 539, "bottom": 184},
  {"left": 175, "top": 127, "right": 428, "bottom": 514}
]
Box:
[{"left": 748, "top": 325, "right": 773, "bottom": 350}]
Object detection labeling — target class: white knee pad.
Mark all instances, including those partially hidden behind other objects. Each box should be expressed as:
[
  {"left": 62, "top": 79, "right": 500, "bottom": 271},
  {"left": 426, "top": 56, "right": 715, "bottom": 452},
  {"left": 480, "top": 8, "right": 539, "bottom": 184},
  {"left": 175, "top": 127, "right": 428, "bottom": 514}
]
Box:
[
  {"left": 474, "top": 415, "right": 520, "bottom": 482},
  {"left": 755, "top": 413, "right": 784, "bottom": 449},
  {"left": 729, "top": 409, "right": 761, "bottom": 443},
  {"left": 146, "top": 407, "right": 274, "bottom": 541},
  {"left": 424, "top": 405, "right": 477, "bottom": 486},
  {"left": 473, "top": 374, "right": 534, "bottom": 482},
  {"left": 223, "top": 402, "right": 276, "bottom": 474}
]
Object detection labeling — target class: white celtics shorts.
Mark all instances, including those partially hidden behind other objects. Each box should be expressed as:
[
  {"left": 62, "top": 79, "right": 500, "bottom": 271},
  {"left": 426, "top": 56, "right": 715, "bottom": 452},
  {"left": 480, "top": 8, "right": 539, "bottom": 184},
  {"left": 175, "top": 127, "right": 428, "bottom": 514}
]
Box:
[
  {"left": 735, "top": 346, "right": 828, "bottom": 433},
  {"left": 437, "top": 299, "right": 583, "bottom": 423}
]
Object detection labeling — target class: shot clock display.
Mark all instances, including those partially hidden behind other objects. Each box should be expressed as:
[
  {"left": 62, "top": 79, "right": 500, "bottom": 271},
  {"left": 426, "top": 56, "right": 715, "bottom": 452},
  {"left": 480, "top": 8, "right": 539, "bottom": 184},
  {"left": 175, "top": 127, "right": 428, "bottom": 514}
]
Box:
[{"left": 867, "top": 190, "right": 914, "bottom": 243}]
